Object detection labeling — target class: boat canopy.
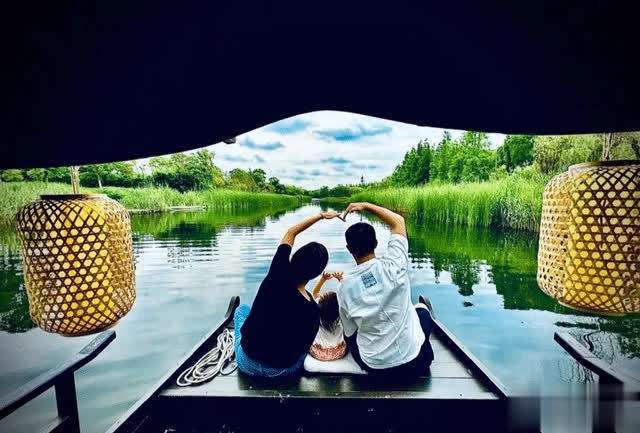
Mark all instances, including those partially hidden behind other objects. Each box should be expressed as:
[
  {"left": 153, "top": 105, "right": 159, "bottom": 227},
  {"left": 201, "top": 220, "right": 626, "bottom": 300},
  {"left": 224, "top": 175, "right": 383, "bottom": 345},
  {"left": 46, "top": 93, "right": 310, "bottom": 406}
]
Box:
[{"left": 3, "top": 1, "right": 639, "bottom": 168}]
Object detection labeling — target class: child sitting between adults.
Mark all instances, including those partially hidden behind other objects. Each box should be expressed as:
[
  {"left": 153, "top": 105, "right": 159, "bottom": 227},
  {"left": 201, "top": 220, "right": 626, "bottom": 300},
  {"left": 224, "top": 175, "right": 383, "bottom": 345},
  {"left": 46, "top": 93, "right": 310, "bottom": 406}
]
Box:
[{"left": 309, "top": 272, "right": 346, "bottom": 361}]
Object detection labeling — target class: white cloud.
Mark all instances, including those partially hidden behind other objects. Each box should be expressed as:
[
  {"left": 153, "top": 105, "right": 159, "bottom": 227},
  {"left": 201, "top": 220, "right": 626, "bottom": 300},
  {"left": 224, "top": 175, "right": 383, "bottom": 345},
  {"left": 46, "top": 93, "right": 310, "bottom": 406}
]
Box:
[
  {"left": 135, "top": 111, "right": 506, "bottom": 189},
  {"left": 209, "top": 111, "right": 505, "bottom": 189}
]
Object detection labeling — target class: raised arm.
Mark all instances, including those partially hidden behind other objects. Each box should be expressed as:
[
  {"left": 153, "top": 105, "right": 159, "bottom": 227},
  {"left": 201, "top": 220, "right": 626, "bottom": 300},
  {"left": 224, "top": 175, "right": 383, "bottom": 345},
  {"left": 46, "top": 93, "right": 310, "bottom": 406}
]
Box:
[
  {"left": 342, "top": 202, "right": 406, "bottom": 236},
  {"left": 281, "top": 210, "right": 342, "bottom": 246},
  {"left": 311, "top": 272, "right": 332, "bottom": 298}
]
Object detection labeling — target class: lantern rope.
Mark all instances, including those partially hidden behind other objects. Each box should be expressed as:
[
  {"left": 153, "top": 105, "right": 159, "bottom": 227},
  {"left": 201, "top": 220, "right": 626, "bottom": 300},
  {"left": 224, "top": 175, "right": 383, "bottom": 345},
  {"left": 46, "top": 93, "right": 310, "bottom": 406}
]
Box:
[{"left": 176, "top": 328, "right": 237, "bottom": 386}]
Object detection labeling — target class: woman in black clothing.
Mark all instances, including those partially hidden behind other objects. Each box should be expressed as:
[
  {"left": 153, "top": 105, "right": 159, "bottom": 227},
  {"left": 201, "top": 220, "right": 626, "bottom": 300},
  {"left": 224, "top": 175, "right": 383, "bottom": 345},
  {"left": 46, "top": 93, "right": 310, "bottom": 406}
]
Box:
[{"left": 233, "top": 210, "right": 342, "bottom": 377}]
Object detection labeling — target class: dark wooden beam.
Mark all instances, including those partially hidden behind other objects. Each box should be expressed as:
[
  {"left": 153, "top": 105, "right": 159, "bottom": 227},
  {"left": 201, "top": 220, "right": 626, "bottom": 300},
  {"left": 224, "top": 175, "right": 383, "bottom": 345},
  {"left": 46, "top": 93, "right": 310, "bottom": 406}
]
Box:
[
  {"left": 0, "top": 330, "right": 115, "bottom": 431},
  {"left": 554, "top": 331, "right": 640, "bottom": 433},
  {"left": 554, "top": 332, "right": 630, "bottom": 385}
]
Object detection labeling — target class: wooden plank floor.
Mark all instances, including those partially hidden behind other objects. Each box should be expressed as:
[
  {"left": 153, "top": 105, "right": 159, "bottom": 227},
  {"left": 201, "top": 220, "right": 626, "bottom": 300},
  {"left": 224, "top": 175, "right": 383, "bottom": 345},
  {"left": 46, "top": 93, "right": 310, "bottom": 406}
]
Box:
[{"left": 161, "top": 332, "right": 497, "bottom": 401}]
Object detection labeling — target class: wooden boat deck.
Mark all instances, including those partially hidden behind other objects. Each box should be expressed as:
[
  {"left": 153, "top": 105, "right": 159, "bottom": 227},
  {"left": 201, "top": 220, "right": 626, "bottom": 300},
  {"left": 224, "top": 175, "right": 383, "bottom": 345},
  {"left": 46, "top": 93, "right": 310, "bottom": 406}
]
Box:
[
  {"left": 161, "top": 328, "right": 497, "bottom": 401},
  {"left": 9, "top": 296, "right": 638, "bottom": 433},
  {"left": 107, "top": 296, "right": 511, "bottom": 433}
]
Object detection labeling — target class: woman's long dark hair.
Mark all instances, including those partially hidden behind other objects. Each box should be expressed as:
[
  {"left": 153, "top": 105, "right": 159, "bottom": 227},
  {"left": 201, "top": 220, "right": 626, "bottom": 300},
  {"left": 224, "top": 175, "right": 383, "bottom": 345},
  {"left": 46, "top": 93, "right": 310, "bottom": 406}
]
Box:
[{"left": 290, "top": 241, "right": 328, "bottom": 285}]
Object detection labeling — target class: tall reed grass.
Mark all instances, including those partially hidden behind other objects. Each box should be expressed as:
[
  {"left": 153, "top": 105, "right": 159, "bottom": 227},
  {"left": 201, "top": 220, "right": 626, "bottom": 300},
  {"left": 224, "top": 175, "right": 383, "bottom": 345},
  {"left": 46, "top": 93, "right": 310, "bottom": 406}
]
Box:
[
  {"left": 0, "top": 182, "right": 73, "bottom": 224},
  {"left": 100, "top": 186, "right": 303, "bottom": 212},
  {"left": 351, "top": 174, "right": 548, "bottom": 232},
  {"left": 0, "top": 182, "right": 304, "bottom": 224}
]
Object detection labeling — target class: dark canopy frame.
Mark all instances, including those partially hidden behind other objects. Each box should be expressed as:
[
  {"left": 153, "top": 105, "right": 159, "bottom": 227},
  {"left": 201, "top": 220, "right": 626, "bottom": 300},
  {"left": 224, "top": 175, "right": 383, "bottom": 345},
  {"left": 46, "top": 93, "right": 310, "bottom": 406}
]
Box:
[{"left": 3, "top": 1, "right": 639, "bottom": 168}]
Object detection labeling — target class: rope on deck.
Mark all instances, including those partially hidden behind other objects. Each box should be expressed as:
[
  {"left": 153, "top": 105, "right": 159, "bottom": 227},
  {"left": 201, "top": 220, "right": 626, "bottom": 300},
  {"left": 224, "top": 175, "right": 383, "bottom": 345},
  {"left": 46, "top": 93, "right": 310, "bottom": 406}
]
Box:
[{"left": 176, "top": 328, "right": 237, "bottom": 386}]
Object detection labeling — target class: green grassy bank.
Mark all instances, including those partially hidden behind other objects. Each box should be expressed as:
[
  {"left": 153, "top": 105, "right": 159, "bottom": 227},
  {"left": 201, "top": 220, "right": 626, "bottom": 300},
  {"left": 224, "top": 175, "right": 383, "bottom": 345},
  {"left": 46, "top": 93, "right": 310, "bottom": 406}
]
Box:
[
  {"left": 314, "top": 196, "right": 349, "bottom": 205},
  {"left": 0, "top": 182, "right": 305, "bottom": 224},
  {"left": 351, "top": 174, "right": 548, "bottom": 232}
]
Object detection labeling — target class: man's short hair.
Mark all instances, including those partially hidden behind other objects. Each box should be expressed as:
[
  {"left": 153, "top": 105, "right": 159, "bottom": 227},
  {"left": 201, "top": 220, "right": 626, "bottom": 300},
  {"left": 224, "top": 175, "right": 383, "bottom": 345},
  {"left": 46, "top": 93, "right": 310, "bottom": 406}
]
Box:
[
  {"left": 345, "top": 222, "right": 378, "bottom": 258},
  {"left": 290, "top": 241, "right": 328, "bottom": 284}
]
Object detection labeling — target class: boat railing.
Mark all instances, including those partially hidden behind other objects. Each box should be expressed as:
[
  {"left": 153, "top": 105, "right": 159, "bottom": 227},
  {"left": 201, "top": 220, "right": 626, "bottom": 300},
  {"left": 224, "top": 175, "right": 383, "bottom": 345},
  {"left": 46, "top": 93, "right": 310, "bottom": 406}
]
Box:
[
  {"left": 554, "top": 331, "right": 640, "bottom": 433},
  {"left": 418, "top": 295, "right": 509, "bottom": 399},
  {"left": 431, "top": 316, "right": 510, "bottom": 398},
  {"left": 0, "top": 330, "right": 116, "bottom": 433},
  {"left": 105, "top": 296, "right": 240, "bottom": 433}
]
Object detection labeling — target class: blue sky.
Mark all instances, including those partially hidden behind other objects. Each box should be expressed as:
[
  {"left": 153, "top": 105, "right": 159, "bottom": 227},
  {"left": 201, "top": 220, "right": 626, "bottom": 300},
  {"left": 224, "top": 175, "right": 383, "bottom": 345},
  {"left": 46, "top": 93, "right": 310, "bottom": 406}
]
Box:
[{"left": 207, "top": 111, "right": 506, "bottom": 189}]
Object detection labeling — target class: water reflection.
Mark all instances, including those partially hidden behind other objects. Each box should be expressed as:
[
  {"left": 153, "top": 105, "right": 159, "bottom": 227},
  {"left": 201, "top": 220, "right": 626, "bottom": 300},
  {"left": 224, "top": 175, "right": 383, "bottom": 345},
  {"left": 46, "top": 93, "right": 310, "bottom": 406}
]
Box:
[
  {"left": 406, "top": 220, "right": 640, "bottom": 380},
  {"left": 0, "top": 204, "right": 639, "bottom": 433},
  {"left": 131, "top": 208, "right": 291, "bottom": 243},
  {"left": 0, "top": 243, "right": 32, "bottom": 333},
  {"left": 1, "top": 209, "right": 639, "bottom": 365},
  {"left": 0, "top": 207, "right": 294, "bottom": 334}
]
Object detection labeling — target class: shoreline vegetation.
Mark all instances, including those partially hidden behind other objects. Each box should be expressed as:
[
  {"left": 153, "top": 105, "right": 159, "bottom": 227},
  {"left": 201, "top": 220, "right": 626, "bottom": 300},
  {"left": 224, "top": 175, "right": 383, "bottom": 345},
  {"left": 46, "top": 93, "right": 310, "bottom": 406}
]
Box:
[
  {"left": 2, "top": 131, "right": 637, "bottom": 232},
  {"left": 351, "top": 172, "right": 547, "bottom": 232},
  {"left": 0, "top": 174, "right": 545, "bottom": 233},
  {"left": 343, "top": 131, "right": 637, "bottom": 232},
  {"left": 0, "top": 182, "right": 305, "bottom": 225}
]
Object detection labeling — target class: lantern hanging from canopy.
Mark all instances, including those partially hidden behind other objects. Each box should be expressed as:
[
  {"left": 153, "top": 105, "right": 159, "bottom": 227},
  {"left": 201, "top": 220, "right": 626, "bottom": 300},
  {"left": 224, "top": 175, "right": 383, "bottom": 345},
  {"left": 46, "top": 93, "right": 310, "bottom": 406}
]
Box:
[
  {"left": 16, "top": 194, "right": 136, "bottom": 335},
  {"left": 537, "top": 160, "right": 639, "bottom": 315}
]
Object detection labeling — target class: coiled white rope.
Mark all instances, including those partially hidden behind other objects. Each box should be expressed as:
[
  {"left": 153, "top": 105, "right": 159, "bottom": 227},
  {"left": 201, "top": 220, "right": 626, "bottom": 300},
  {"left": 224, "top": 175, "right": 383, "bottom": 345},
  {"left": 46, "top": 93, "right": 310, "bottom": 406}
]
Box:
[{"left": 176, "top": 328, "right": 237, "bottom": 386}]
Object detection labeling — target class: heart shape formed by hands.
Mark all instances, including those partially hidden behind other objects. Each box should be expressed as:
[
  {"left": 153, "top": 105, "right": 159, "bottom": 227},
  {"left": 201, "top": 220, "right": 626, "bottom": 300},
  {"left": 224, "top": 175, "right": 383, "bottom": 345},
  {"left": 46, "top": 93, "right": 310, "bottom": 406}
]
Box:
[
  {"left": 320, "top": 210, "right": 346, "bottom": 221},
  {"left": 340, "top": 202, "right": 367, "bottom": 221}
]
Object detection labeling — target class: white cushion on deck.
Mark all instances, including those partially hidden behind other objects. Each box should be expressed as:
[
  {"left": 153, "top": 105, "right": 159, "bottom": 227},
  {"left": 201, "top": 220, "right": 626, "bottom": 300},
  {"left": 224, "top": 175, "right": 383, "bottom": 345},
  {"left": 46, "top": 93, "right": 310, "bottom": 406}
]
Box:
[{"left": 303, "top": 353, "right": 367, "bottom": 375}]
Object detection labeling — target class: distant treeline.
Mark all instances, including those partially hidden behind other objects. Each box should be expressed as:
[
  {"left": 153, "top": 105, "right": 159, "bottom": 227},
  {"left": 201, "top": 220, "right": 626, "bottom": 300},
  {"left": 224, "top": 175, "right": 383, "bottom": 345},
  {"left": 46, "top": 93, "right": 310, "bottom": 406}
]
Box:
[
  {"left": 351, "top": 131, "right": 639, "bottom": 232},
  {"left": 0, "top": 150, "right": 309, "bottom": 196},
  {"left": 306, "top": 184, "right": 363, "bottom": 198},
  {"left": 0, "top": 149, "right": 366, "bottom": 198},
  {"left": 0, "top": 181, "right": 305, "bottom": 224},
  {"left": 380, "top": 131, "right": 639, "bottom": 188},
  {"left": 2, "top": 132, "right": 637, "bottom": 199}
]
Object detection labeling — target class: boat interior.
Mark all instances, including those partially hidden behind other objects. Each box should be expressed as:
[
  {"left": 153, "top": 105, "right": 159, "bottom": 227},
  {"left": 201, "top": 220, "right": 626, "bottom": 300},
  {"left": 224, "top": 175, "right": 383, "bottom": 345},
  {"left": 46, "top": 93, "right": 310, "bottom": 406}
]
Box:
[{"left": 108, "top": 296, "right": 511, "bottom": 433}]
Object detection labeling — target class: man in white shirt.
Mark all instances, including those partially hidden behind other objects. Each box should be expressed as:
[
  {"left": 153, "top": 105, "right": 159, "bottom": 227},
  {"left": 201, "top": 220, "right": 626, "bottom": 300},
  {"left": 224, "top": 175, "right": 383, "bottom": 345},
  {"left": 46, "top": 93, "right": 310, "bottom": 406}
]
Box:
[{"left": 338, "top": 202, "right": 434, "bottom": 377}]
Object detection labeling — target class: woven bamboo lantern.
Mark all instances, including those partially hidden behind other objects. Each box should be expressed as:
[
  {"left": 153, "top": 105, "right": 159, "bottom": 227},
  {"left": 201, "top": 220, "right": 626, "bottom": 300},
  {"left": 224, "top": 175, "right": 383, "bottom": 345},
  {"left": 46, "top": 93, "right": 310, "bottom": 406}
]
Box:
[
  {"left": 537, "top": 160, "right": 639, "bottom": 315},
  {"left": 16, "top": 194, "right": 136, "bottom": 335}
]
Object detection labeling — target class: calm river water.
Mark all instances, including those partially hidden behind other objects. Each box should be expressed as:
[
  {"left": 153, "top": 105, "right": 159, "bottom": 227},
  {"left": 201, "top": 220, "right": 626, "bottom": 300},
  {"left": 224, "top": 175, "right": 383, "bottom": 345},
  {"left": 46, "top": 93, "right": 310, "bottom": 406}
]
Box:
[{"left": 1, "top": 204, "right": 639, "bottom": 432}]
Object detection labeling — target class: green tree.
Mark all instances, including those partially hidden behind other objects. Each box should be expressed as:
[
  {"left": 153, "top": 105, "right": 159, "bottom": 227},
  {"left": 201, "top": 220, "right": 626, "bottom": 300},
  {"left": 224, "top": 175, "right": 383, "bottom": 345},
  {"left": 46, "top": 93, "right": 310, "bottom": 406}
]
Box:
[
  {"left": 459, "top": 151, "right": 496, "bottom": 182},
  {"left": 497, "top": 135, "right": 535, "bottom": 172},
  {"left": 81, "top": 164, "right": 111, "bottom": 188},
  {"left": 249, "top": 169, "right": 267, "bottom": 190},
  {"left": 150, "top": 150, "right": 224, "bottom": 192},
  {"left": 446, "top": 152, "right": 465, "bottom": 183},
  {"left": 268, "top": 177, "right": 286, "bottom": 194},
  {"left": 458, "top": 132, "right": 495, "bottom": 183},
  {"left": 0, "top": 169, "right": 24, "bottom": 182},
  {"left": 458, "top": 131, "right": 490, "bottom": 149},
  {"left": 532, "top": 137, "right": 562, "bottom": 174},
  {"left": 604, "top": 132, "right": 640, "bottom": 160},
  {"left": 430, "top": 131, "right": 495, "bottom": 183},
  {"left": 318, "top": 186, "right": 330, "bottom": 198},
  {"left": 328, "top": 184, "right": 353, "bottom": 197},
  {"left": 430, "top": 131, "right": 455, "bottom": 181},
  {"left": 308, "top": 184, "right": 362, "bottom": 198},
  {"left": 24, "top": 168, "right": 47, "bottom": 181},
  {"left": 390, "top": 139, "right": 432, "bottom": 186},
  {"left": 45, "top": 167, "right": 70, "bottom": 183},
  {"left": 80, "top": 161, "right": 141, "bottom": 187},
  {"left": 226, "top": 168, "right": 258, "bottom": 191},
  {"left": 533, "top": 135, "right": 601, "bottom": 175},
  {"left": 624, "top": 133, "right": 640, "bottom": 159},
  {"left": 284, "top": 184, "right": 307, "bottom": 196}
]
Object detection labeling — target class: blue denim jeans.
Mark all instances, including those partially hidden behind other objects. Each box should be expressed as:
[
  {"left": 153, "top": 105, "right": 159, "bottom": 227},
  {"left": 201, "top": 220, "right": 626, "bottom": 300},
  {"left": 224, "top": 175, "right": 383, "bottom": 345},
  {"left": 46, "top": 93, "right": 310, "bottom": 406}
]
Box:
[{"left": 233, "top": 304, "right": 305, "bottom": 378}]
